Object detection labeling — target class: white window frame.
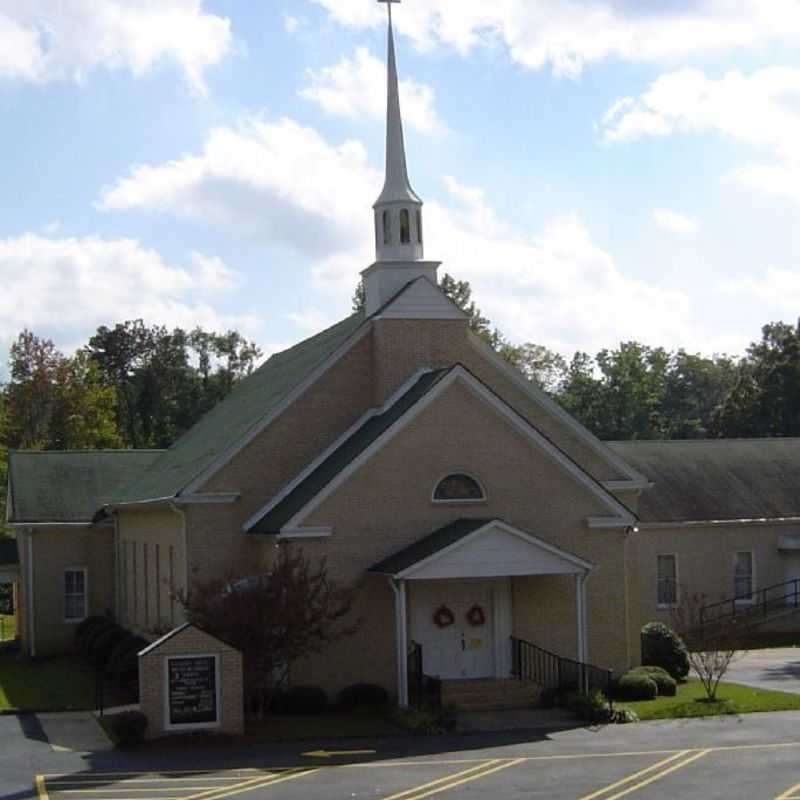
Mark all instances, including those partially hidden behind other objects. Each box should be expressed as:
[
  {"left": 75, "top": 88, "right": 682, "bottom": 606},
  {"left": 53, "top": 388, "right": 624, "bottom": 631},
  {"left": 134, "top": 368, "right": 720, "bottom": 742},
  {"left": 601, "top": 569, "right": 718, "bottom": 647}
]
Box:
[
  {"left": 163, "top": 653, "right": 221, "bottom": 731},
  {"left": 734, "top": 550, "right": 756, "bottom": 606},
  {"left": 431, "top": 471, "right": 487, "bottom": 505},
  {"left": 656, "top": 553, "right": 679, "bottom": 609},
  {"left": 64, "top": 566, "right": 88, "bottom": 624}
]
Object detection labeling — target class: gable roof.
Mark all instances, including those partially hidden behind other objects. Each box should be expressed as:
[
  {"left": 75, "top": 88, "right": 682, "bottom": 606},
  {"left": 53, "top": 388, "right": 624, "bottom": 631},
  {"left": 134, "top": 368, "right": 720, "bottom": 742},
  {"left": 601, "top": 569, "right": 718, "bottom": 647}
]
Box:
[
  {"left": 114, "top": 312, "right": 367, "bottom": 504},
  {"left": 250, "top": 368, "right": 451, "bottom": 534},
  {"left": 0, "top": 538, "right": 19, "bottom": 566},
  {"left": 7, "top": 450, "right": 163, "bottom": 524},
  {"left": 608, "top": 438, "right": 800, "bottom": 523},
  {"left": 248, "top": 364, "right": 635, "bottom": 535}
]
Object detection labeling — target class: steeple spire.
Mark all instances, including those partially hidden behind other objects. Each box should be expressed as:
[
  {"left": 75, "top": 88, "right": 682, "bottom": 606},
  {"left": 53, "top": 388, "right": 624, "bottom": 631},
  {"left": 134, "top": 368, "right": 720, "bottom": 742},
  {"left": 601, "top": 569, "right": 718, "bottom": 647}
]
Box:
[{"left": 363, "top": 0, "right": 439, "bottom": 315}]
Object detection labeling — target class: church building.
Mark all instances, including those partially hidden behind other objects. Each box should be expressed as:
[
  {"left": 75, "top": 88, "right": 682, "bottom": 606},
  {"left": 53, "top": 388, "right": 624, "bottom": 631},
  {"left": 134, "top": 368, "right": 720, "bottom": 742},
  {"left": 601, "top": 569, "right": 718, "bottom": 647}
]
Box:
[{"left": 7, "top": 3, "right": 800, "bottom": 708}]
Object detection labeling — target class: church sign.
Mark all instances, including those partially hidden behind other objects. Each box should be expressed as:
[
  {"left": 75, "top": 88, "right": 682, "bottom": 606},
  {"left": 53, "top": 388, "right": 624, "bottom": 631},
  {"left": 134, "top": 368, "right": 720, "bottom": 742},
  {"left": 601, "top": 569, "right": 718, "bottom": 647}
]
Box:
[{"left": 166, "top": 655, "right": 219, "bottom": 727}]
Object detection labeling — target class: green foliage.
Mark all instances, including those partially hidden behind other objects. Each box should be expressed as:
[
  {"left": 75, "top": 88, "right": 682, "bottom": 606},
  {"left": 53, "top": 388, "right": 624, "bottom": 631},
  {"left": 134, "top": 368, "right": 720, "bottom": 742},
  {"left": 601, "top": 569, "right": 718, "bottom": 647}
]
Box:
[
  {"left": 628, "top": 666, "right": 677, "bottom": 697},
  {"left": 641, "top": 622, "right": 690, "bottom": 680},
  {"left": 388, "top": 704, "right": 458, "bottom": 735},
  {"left": 107, "top": 635, "right": 148, "bottom": 682},
  {"left": 89, "top": 625, "right": 129, "bottom": 668},
  {"left": 273, "top": 685, "right": 328, "bottom": 714},
  {"left": 110, "top": 710, "right": 148, "bottom": 747},
  {"left": 337, "top": 683, "right": 389, "bottom": 710},
  {"left": 562, "top": 688, "right": 610, "bottom": 721},
  {"left": 615, "top": 673, "right": 658, "bottom": 701},
  {"left": 78, "top": 618, "right": 117, "bottom": 658}
]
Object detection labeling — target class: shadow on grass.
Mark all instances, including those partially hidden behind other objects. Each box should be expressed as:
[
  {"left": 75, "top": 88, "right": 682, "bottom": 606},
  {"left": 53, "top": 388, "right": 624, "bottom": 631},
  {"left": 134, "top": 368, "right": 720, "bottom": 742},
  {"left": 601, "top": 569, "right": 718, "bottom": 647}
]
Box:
[{"left": 0, "top": 651, "right": 94, "bottom": 712}]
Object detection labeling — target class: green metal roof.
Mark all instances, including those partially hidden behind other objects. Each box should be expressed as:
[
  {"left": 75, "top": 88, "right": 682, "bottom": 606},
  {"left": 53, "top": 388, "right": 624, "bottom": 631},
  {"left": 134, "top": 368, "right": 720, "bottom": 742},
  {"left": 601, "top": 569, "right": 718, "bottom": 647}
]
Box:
[
  {"left": 115, "top": 312, "right": 366, "bottom": 504},
  {"left": 0, "top": 537, "right": 19, "bottom": 566},
  {"left": 7, "top": 450, "right": 163, "bottom": 524},
  {"left": 608, "top": 438, "right": 800, "bottom": 523},
  {"left": 368, "top": 518, "right": 493, "bottom": 575},
  {"left": 250, "top": 368, "right": 451, "bottom": 534}
]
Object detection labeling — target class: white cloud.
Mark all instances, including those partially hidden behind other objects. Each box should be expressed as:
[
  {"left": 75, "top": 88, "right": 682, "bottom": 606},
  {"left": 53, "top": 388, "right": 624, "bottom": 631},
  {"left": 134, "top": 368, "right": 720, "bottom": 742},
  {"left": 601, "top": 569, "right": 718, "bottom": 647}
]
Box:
[
  {"left": 283, "top": 13, "right": 308, "bottom": 36},
  {"left": 300, "top": 47, "right": 445, "bottom": 135},
  {"left": 0, "top": 234, "right": 256, "bottom": 363},
  {"left": 721, "top": 267, "right": 800, "bottom": 314},
  {"left": 652, "top": 208, "right": 700, "bottom": 235},
  {"left": 312, "top": 0, "right": 800, "bottom": 77},
  {"left": 0, "top": 0, "right": 231, "bottom": 92},
  {"left": 99, "top": 115, "right": 380, "bottom": 257},
  {"left": 602, "top": 66, "right": 800, "bottom": 204}
]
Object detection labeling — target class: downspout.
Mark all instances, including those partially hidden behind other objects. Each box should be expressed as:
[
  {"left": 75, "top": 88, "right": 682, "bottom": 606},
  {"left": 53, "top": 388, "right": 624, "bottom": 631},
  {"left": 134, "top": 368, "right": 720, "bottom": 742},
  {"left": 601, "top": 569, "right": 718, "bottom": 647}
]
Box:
[
  {"left": 113, "top": 512, "right": 120, "bottom": 622},
  {"left": 169, "top": 502, "right": 188, "bottom": 624},
  {"left": 27, "top": 530, "right": 36, "bottom": 658},
  {"left": 389, "top": 578, "right": 409, "bottom": 707}
]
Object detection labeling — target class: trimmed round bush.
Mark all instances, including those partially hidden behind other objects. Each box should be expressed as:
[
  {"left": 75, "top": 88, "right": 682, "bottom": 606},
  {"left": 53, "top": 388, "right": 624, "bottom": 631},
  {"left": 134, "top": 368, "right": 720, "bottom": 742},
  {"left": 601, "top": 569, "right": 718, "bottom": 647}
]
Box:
[
  {"left": 91, "top": 626, "right": 130, "bottom": 668},
  {"left": 615, "top": 673, "right": 658, "bottom": 701},
  {"left": 641, "top": 622, "right": 690, "bottom": 680},
  {"left": 630, "top": 666, "right": 677, "bottom": 697},
  {"left": 108, "top": 635, "right": 148, "bottom": 683},
  {"left": 75, "top": 616, "right": 113, "bottom": 650},
  {"left": 274, "top": 686, "right": 328, "bottom": 714},
  {"left": 338, "top": 683, "right": 389, "bottom": 710},
  {"left": 110, "top": 710, "right": 147, "bottom": 747}
]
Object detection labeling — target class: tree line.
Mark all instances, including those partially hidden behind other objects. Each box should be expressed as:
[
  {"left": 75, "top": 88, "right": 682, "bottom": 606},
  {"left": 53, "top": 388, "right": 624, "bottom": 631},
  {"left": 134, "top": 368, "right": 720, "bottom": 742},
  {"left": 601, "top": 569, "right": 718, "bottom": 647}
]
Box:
[{"left": 1, "top": 278, "right": 799, "bottom": 529}]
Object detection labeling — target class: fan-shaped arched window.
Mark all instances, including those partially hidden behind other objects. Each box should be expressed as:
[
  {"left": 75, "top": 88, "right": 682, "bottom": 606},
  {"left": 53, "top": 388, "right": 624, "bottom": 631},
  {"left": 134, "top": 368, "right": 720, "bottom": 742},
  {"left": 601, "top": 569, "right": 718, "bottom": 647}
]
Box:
[
  {"left": 433, "top": 473, "right": 486, "bottom": 502},
  {"left": 400, "top": 208, "right": 411, "bottom": 243},
  {"left": 383, "top": 210, "right": 392, "bottom": 245}
]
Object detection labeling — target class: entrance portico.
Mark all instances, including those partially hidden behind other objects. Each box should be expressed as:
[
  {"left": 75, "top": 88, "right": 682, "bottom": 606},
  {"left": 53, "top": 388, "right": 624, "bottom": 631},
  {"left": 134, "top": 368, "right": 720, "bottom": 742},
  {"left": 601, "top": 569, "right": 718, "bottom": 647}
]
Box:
[{"left": 369, "top": 518, "right": 594, "bottom": 706}]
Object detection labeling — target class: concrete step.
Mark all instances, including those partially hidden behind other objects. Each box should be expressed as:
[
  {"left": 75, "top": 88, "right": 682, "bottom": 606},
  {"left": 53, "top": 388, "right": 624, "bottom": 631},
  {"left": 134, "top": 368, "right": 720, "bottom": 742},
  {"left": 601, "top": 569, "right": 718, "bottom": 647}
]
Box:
[{"left": 441, "top": 679, "right": 540, "bottom": 711}]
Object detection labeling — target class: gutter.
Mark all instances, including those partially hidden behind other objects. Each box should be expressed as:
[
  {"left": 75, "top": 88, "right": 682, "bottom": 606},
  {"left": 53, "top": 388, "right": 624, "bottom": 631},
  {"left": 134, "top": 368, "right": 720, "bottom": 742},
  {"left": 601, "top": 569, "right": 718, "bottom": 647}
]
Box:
[
  {"left": 637, "top": 516, "right": 800, "bottom": 530},
  {"left": 27, "top": 531, "right": 35, "bottom": 658}
]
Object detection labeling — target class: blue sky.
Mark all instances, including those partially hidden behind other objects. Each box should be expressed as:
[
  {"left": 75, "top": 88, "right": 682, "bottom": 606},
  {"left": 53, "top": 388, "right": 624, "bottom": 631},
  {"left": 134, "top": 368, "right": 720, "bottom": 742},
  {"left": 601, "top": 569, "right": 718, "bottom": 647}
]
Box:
[{"left": 2, "top": 0, "right": 800, "bottom": 367}]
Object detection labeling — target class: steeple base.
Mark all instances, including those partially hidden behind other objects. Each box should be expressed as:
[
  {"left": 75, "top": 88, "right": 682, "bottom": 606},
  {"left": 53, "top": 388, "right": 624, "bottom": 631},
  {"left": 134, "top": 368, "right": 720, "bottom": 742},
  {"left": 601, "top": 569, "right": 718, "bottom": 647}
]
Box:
[{"left": 362, "top": 260, "right": 441, "bottom": 315}]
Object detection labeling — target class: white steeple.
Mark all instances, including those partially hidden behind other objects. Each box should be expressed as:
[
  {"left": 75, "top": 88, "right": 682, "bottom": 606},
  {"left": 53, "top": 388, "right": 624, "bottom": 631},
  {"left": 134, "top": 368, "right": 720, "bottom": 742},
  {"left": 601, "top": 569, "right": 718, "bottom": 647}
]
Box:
[{"left": 363, "top": 0, "right": 440, "bottom": 315}]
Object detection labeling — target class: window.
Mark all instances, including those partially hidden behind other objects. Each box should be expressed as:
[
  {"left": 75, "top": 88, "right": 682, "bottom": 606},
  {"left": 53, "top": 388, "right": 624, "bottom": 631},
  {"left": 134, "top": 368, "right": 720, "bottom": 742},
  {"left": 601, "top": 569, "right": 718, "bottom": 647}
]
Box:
[
  {"left": 734, "top": 551, "right": 754, "bottom": 603},
  {"left": 433, "top": 473, "right": 485, "bottom": 502},
  {"left": 400, "top": 208, "right": 411, "bottom": 243},
  {"left": 657, "top": 554, "right": 677, "bottom": 607},
  {"left": 382, "top": 210, "right": 392, "bottom": 244},
  {"left": 64, "top": 568, "right": 87, "bottom": 623},
  {"left": 416, "top": 209, "right": 423, "bottom": 244}
]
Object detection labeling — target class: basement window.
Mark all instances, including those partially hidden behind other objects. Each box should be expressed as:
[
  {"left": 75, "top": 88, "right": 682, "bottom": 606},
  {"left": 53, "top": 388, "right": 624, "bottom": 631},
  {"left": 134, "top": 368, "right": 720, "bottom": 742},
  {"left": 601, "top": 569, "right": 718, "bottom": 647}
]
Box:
[{"left": 433, "top": 473, "right": 486, "bottom": 503}]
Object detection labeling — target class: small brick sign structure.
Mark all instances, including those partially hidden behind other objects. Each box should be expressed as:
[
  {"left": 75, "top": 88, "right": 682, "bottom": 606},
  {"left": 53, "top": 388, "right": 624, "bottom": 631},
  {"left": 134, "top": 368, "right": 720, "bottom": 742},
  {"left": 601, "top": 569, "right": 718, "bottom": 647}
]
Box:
[{"left": 138, "top": 623, "right": 244, "bottom": 738}]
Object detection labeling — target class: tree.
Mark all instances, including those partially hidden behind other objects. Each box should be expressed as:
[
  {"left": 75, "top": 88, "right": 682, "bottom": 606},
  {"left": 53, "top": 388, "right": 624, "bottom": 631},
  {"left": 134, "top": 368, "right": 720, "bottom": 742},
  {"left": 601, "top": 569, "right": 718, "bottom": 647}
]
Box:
[
  {"left": 180, "top": 545, "right": 358, "bottom": 717},
  {"left": 671, "top": 592, "right": 742, "bottom": 701}
]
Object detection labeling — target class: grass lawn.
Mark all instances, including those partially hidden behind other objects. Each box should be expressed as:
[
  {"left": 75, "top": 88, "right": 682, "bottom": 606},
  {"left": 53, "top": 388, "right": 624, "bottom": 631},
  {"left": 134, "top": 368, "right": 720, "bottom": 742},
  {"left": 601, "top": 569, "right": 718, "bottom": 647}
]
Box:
[
  {"left": 618, "top": 679, "right": 800, "bottom": 720},
  {"left": 0, "top": 614, "right": 15, "bottom": 641},
  {"left": 0, "top": 651, "right": 95, "bottom": 711}
]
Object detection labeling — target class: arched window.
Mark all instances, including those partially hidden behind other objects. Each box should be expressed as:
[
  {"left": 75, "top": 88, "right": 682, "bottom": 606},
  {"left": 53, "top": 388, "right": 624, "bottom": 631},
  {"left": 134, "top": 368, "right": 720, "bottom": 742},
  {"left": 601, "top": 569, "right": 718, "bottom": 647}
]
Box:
[
  {"left": 400, "top": 208, "right": 411, "bottom": 243},
  {"left": 416, "top": 209, "right": 423, "bottom": 244},
  {"left": 383, "top": 210, "right": 392, "bottom": 245},
  {"left": 433, "top": 473, "right": 486, "bottom": 502}
]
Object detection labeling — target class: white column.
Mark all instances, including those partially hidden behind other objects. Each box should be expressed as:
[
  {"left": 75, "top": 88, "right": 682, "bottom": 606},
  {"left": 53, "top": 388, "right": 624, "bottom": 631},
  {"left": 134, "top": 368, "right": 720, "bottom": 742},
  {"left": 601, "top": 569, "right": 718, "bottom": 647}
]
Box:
[
  {"left": 576, "top": 571, "right": 588, "bottom": 691},
  {"left": 390, "top": 578, "right": 409, "bottom": 707}
]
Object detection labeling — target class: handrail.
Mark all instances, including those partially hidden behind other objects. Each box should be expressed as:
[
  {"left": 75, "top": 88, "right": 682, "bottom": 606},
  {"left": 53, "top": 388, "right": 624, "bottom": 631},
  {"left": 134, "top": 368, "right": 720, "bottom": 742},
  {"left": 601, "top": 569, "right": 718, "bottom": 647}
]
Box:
[
  {"left": 407, "top": 641, "right": 441, "bottom": 709},
  {"left": 510, "top": 636, "right": 613, "bottom": 695},
  {"left": 700, "top": 578, "right": 800, "bottom": 633}
]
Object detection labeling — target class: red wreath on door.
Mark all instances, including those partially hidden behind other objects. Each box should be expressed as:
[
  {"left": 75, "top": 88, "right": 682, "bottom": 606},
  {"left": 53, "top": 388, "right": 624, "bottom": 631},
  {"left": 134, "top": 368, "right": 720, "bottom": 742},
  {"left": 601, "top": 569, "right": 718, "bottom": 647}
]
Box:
[
  {"left": 433, "top": 605, "right": 455, "bottom": 628},
  {"left": 466, "top": 604, "right": 486, "bottom": 626}
]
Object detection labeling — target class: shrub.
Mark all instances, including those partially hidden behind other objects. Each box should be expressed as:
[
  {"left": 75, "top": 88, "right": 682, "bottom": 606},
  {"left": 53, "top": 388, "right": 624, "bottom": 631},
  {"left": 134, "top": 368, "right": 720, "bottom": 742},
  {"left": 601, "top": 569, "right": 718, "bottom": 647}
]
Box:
[
  {"left": 107, "top": 635, "right": 148, "bottom": 682},
  {"left": 79, "top": 618, "right": 117, "bottom": 657},
  {"left": 563, "top": 689, "right": 609, "bottom": 722},
  {"left": 91, "top": 626, "right": 130, "bottom": 668},
  {"left": 615, "top": 673, "right": 658, "bottom": 701},
  {"left": 641, "top": 622, "right": 690, "bottom": 680},
  {"left": 76, "top": 616, "right": 114, "bottom": 651},
  {"left": 389, "top": 704, "right": 458, "bottom": 735},
  {"left": 629, "top": 666, "right": 677, "bottom": 697},
  {"left": 110, "top": 710, "right": 147, "bottom": 747},
  {"left": 338, "top": 683, "right": 389, "bottom": 710},
  {"left": 274, "top": 686, "right": 328, "bottom": 715}
]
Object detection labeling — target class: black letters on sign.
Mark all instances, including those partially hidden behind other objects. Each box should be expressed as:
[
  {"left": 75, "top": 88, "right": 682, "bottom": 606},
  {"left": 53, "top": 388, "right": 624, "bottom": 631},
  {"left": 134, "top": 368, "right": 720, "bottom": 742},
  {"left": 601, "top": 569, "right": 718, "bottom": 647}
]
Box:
[{"left": 168, "top": 656, "right": 218, "bottom": 726}]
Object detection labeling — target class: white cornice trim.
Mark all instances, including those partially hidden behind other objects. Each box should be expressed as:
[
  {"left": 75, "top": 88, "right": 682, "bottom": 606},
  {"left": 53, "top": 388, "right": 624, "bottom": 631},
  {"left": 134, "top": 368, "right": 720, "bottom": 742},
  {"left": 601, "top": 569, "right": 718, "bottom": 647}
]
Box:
[
  {"left": 276, "top": 527, "right": 333, "bottom": 539},
  {"left": 243, "top": 368, "right": 433, "bottom": 533},
  {"left": 106, "top": 493, "right": 240, "bottom": 513},
  {"left": 467, "top": 332, "right": 648, "bottom": 484},
  {"left": 180, "top": 322, "right": 372, "bottom": 495},
  {"left": 8, "top": 521, "right": 94, "bottom": 529},
  {"left": 586, "top": 517, "right": 637, "bottom": 530},
  {"left": 394, "top": 519, "right": 595, "bottom": 579},
  {"left": 602, "top": 480, "right": 654, "bottom": 492},
  {"left": 283, "top": 365, "right": 634, "bottom": 533},
  {"left": 638, "top": 516, "right": 800, "bottom": 530}
]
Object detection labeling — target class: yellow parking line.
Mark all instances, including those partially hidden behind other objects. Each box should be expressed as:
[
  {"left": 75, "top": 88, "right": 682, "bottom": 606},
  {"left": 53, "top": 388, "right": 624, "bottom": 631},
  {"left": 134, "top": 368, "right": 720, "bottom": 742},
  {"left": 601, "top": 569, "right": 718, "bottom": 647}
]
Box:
[
  {"left": 600, "top": 749, "right": 711, "bottom": 800},
  {"left": 404, "top": 758, "right": 526, "bottom": 800},
  {"left": 35, "top": 775, "right": 50, "bottom": 800},
  {"left": 182, "top": 767, "right": 322, "bottom": 800},
  {"left": 775, "top": 780, "right": 800, "bottom": 800},
  {"left": 576, "top": 751, "right": 690, "bottom": 800},
  {"left": 379, "top": 760, "right": 500, "bottom": 800}
]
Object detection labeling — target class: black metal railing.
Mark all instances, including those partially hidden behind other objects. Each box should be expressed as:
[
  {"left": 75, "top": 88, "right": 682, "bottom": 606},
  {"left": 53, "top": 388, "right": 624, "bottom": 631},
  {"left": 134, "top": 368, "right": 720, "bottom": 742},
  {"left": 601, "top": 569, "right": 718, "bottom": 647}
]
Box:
[
  {"left": 510, "top": 636, "right": 613, "bottom": 695},
  {"left": 407, "top": 641, "right": 441, "bottom": 709},
  {"left": 700, "top": 578, "right": 800, "bottom": 635}
]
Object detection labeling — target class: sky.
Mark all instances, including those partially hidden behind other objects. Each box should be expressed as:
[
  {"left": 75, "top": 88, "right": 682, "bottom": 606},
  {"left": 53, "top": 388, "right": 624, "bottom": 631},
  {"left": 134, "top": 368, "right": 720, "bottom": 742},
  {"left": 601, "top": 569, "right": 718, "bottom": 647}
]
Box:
[{"left": 2, "top": 0, "right": 800, "bottom": 369}]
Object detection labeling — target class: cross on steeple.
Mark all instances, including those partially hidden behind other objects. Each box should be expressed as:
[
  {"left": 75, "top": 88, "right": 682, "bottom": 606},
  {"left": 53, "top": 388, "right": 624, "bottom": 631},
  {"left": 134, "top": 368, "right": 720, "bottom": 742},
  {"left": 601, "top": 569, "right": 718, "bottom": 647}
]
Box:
[{"left": 377, "top": 0, "right": 401, "bottom": 25}]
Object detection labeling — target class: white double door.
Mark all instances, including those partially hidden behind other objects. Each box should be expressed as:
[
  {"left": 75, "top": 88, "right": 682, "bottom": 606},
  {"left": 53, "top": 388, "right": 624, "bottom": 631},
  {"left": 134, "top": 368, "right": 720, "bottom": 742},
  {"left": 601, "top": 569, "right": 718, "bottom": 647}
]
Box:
[{"left": 409, "top": 578, "right": 510, "bottom": 680}]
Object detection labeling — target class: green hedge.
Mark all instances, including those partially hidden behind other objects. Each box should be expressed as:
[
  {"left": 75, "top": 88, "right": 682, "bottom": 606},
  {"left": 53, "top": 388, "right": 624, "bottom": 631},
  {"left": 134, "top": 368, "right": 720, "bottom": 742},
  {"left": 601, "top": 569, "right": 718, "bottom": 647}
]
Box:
[{"left": 641, "top": 622, "right": 690, "bottom": 680}]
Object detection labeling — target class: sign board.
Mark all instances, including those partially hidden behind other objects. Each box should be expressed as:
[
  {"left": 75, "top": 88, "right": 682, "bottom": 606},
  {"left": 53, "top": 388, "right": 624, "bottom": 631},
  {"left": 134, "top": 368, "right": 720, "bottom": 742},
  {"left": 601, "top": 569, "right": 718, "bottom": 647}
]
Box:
[{"left": 167, "top": 655, "right": 218, "bottom": 727}]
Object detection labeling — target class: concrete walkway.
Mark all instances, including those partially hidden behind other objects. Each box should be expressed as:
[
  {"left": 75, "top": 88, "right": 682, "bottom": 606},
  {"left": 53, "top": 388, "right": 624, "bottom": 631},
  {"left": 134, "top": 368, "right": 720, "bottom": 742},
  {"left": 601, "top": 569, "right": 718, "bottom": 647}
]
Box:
[
  {"left": 37, "top": 711, "right": 113, "bottom": 753},
  {"left": 456, "top": 706, "right": 577, "bottom": 733},
  {"left": 724, "top": 646, "right": 800, "bottom": 694}
]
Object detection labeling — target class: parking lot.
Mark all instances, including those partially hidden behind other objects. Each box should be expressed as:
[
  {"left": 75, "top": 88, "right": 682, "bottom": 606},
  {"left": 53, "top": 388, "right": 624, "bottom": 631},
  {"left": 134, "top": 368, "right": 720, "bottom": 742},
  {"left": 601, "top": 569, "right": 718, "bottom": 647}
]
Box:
[{"left": 34, "top": 739, "right": 800, "bottom": 800}]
